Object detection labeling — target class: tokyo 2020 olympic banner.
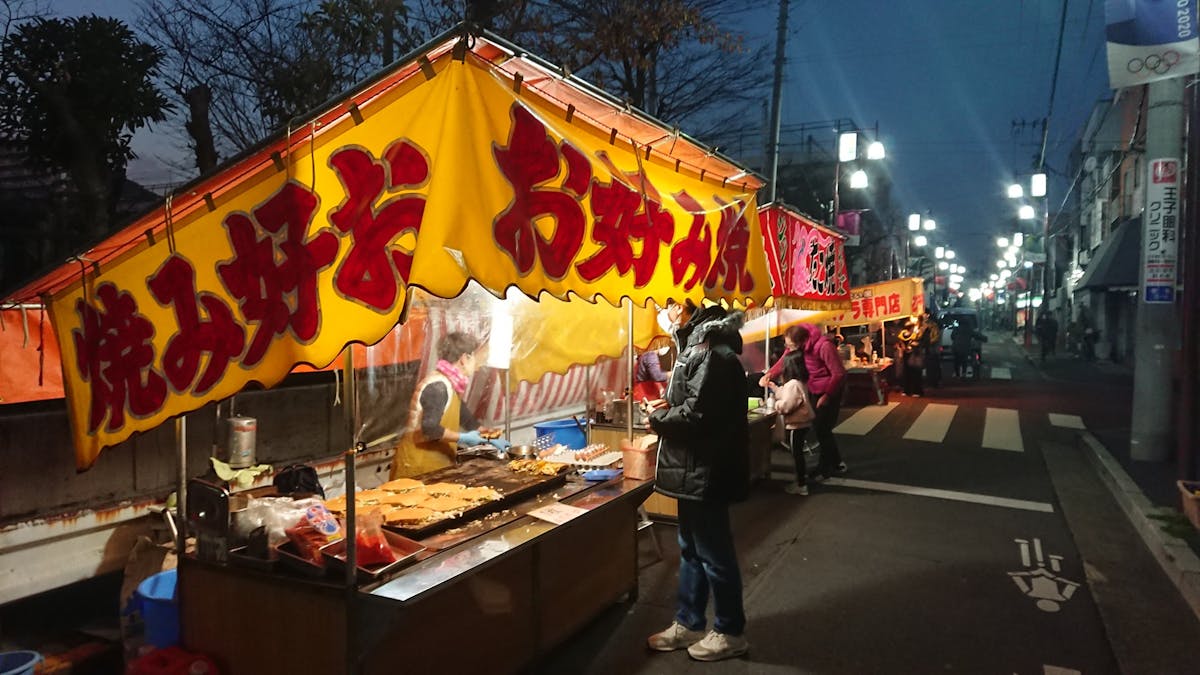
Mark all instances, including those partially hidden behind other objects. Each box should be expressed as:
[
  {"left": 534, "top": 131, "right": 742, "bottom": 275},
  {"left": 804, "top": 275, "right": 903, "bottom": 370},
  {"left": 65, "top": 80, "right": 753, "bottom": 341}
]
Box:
[{"left": 1106, "top": 0, "right": 1200, "bottom": 88}]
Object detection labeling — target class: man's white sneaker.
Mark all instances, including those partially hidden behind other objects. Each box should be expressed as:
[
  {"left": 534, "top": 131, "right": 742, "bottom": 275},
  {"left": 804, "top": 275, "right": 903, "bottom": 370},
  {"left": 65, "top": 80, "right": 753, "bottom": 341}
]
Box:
[
  {"left": 687, "top": 630, "right": 749, "bottom": 661},
  {"left": 783, "top": 483, "right": 809, "bottom": 495},
  {"left": 647, "top": 621, "right": 706, "bottom": 652}
]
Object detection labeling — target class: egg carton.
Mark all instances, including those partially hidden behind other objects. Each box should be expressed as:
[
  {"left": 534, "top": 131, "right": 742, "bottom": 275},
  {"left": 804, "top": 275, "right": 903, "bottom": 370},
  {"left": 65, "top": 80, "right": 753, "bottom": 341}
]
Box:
[{"left": 543, "top": 449, "right": 624, "bottom": 469}]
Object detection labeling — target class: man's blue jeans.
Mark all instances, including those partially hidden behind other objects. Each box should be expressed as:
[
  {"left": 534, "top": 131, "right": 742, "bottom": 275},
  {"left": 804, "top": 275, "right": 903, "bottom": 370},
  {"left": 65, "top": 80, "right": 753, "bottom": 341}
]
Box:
[{"left": 674, "top": 499, "right": 745, "bottom": 636}]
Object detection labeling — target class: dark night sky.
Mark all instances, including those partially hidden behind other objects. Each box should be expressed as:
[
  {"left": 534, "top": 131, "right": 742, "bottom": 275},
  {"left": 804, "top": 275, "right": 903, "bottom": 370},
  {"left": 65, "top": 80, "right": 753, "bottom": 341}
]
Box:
[{"left": 49, "top": 0, "right": 1114, "bottom": 286}]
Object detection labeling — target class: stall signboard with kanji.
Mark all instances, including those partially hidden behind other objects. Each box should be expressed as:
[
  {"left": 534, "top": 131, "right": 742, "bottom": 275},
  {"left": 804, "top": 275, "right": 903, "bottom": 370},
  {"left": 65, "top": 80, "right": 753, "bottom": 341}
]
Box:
[
  {"left": 758, "top": 205, "right": 850, "bottom": 309},
  {"left": 823, "top": 278, "right": 925, "bottom": 327},
  {"left": 1142, "top": 157, "right": 1179, "bottom": 304},
  {"left": 48, "top": 50, "right": 771, "bottom": 468}
]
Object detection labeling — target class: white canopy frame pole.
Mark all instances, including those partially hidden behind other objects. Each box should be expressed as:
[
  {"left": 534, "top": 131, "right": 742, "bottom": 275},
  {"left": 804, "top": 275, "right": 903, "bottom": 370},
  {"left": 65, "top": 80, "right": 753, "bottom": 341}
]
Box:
[
  {"left": 174, "top": 417, "right": 187, "bottom": 554},
  {"left": 627, "top": 299, "right": 635, "bottom": 441}
]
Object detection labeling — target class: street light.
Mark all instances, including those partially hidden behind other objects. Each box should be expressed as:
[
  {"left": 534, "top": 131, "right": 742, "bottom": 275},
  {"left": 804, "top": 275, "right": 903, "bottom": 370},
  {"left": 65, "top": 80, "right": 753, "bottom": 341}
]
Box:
[
  {"left": 945, "top": 249, "right": 956, "bottom": 260},
  {"left": 831, "top": 130, "right": 884, "bottom": 234},
  {"left": 1007, "top": 183, "right": 1024, "bottom": 199},
  {"left": 997, "top": 236, "right": 1009, "bottom": 248},
  {"left": 1013, "top": 232, "right": 1024, "bottom": 247},
  {"left": 1031, "top": 172, "right": 1047, "bottom": 197},
  {"left": 908, "top": 214, "right": 921, "bottom": 231},
  {"left": 838, "top": 132, "right": 858, "bottom": 162},
  {"left": 867, "top": 141, "right": 885, "bottom": 160},
  {"left": 923, "top": 218, "right": 936, "bottom": 231},
  {"left": 1019, "top": 204, "right": 1036, "bottom": 220},
  {"left": 935, "top": 246, "right": 945, "bottom": 259},
  {"left": 913, "top": 235, "right": 928, "bottom": 247},
  {"left": 848, "top": 169, "right": 869, "bottom": 189},
  {"left": 938, "top": 261, "right": 949, "bottom": 270}
]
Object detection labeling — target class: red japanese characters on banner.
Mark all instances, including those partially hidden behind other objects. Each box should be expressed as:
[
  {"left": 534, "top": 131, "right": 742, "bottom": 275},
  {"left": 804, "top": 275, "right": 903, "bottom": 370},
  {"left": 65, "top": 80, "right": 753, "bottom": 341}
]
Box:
[
  {"left": 493, "top": 104, "right": 755, "bottom": 293},
  {"left": 758, "top": 206, "right": 849, "bottom": 307},
  {"left": 823, "top": 278, "right": 924, "bottom": 328}
]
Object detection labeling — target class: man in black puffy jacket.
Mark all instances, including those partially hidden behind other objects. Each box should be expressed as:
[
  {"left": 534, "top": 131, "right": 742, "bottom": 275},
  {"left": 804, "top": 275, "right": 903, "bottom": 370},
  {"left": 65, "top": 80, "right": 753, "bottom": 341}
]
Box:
[{"left": 645, "top": 301, "right": 750, "bottom": 662}]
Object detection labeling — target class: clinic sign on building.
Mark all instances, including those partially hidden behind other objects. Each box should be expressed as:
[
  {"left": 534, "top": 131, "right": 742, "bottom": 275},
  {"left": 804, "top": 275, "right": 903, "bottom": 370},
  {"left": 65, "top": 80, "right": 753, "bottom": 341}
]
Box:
[{"left": 1142, "top": 158, "right": 1180, "bottom": 303}]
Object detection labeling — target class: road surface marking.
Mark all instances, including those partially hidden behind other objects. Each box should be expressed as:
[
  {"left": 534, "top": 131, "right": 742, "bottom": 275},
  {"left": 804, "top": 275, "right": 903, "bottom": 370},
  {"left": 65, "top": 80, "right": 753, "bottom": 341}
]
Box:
[
  {"left": 902, "top": 403, "right": 957, "bottom": 443},
  {"left": 991, "top": 367, "right": 1012, "bottom": 380},
  {"left": 1009, "top": 538, "right": 1079, "bottom": 612},
  {"left": 983, "top": 408, "right": 1024, "bottom": 452},
  {"left": 834, "top": 402, "right": 900, "bottom": 435},
  {"left": 824, "top": 477, "right": 1054, "bottom": 512},
  {"left": 1048, "top": 413, "right": 1086, "bottom": 430}
]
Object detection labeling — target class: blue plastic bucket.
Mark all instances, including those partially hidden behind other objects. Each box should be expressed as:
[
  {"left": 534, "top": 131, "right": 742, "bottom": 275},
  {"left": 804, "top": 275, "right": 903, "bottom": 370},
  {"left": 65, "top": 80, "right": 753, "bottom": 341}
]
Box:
[
  {"left": 0, "top": 651, "right": 41, "bottom": 675},
  {"left": 135, "top": 569, "right": 180, "bottom": 649},
  {"left": 533, "top": 418, "right": 587, "bottom": 449}
]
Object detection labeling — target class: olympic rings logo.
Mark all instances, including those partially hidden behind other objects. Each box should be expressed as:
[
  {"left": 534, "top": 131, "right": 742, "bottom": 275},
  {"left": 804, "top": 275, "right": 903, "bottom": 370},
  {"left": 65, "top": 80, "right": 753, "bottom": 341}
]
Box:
[{"left": 1127, "top": 50, "right": 1182, "bottom": 74}]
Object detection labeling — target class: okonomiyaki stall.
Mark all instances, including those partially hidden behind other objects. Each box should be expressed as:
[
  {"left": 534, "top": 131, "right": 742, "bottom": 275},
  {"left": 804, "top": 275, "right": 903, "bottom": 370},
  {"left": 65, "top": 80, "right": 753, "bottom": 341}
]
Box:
[{"left": 15, "top": 30, "right": 774, "bottom": 674}]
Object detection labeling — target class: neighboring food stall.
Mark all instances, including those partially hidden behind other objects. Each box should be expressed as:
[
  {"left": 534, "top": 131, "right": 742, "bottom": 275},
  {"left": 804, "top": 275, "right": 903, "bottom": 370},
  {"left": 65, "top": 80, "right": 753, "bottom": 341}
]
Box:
[{"left": 3, "top": 28, "right": 777, "bottom": 674}]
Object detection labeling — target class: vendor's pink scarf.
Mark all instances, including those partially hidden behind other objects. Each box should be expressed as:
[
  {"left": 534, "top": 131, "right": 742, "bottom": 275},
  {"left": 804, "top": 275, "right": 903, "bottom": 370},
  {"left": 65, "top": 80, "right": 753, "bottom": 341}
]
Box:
[{"left": 435, "top": 359, "right": 469, "bottom": 396}]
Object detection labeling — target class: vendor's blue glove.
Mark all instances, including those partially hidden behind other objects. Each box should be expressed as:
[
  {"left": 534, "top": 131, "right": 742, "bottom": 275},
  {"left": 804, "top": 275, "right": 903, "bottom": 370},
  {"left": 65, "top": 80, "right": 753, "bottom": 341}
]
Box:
[
  {"left": 489, "top": 437, "right": 512, "bottom": 451},
  {"left": 457, "top": 430, "right": 485, "bottom": 448}
]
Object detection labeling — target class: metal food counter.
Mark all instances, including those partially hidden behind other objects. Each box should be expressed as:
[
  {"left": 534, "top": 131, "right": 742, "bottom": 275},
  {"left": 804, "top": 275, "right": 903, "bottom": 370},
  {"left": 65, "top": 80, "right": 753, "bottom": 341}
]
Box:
[{"left": 179, "top": 475, "right": 654, "bottom": 675}]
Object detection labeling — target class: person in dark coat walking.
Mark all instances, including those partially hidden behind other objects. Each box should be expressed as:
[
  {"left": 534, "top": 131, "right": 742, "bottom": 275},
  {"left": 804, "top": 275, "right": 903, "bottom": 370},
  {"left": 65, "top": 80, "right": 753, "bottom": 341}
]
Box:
[{"left": 646, "top": 301, "right": 751, "bottom": 662}]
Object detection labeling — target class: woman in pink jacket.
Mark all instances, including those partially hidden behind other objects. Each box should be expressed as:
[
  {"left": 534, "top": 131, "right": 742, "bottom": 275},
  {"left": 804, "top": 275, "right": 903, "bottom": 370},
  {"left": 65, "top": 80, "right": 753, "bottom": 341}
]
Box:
[{"left": 786, "top": 324, "right": 847, "bottom": 480}]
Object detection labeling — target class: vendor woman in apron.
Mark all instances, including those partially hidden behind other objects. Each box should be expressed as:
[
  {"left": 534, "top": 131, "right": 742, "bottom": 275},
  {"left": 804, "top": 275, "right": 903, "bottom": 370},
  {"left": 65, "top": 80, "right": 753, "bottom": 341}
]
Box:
[{"left": 391, "top": 331, "right": 509, "bottom": 479}]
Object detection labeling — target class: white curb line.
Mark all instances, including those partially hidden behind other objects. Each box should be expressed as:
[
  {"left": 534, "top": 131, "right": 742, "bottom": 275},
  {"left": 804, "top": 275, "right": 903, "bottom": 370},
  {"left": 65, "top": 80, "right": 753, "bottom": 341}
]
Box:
[{"left": 1079, "top": 431, "right": 1200, "bottom": 622}]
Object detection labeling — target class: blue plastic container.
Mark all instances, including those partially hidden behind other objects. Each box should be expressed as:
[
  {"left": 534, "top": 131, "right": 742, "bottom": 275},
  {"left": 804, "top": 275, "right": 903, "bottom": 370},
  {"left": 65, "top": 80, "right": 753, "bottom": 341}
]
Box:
[
  {"left": 135, "top": 568, "right": 180, "bottom": 649},
  {"left": 534, "top": 418, "right": 587, "bottom": 449},
  {"left": 0, "top": 651, "right": 41, "bottom": 675}
]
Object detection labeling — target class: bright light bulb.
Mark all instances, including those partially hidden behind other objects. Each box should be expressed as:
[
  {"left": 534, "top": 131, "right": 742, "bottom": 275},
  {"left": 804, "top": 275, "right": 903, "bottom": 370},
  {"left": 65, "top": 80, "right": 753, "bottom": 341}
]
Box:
[
  {"left": 1014, "top": 232, "right": 1024, "bottom": 247},
  {"left": 997, "top": 260, "right": 1007, "bottom": 268},
  {"left": 997, "top": 237, "right": 1009, "bottom": 248},
  {"left": 1024, "top": 260, "right": 1034, "bottom": 269},
  {"left": 867, "top": 141, "right": 886, "bottom": 160},
  {"left": 1008, "top": 183, "right": 1024, "bottom": 199},
  {"left": 938, "top": 261, "right": 949, "bottom": 270},
  {"left": 849, "top": 169, "right": 868, "bottom": 189},
  {"left": 1019, "top": 204, "right": 1036, "bottom": 220},
  {"left": 923, "top": 219, "right": 936, "bottom": 231},
  {"left": 990, "top": 273, "right": 999, "bottom": 281},
  {"left": 908, "top": 214, "right": 921, "bottom": 231},
  {"left": 935, "top": 246, "right": 945, "bottom": 258},
  {"left": 946, "top": 250, "right": 956, "bottom": 260},
  {"left": 914, "top": 235, "right": 928, "bottom": 247}
]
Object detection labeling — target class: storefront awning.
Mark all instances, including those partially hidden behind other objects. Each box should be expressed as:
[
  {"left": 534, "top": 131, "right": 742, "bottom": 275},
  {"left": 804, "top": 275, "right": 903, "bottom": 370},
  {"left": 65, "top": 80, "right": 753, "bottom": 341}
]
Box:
[
  {"left": 5, "top": 29, "right": 773, "bottom": 469},
  {"left": 1076, "top": 217, "right": 1140, "bottom": 292}
]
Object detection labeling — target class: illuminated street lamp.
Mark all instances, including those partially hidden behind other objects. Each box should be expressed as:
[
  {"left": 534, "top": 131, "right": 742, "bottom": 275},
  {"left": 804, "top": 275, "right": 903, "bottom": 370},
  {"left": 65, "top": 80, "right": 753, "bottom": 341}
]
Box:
[
  {"left": 1014, "top": 232, "right": 1024, "bottom": 247},
  {"left": 945, "top": 249, "right": 956, "bottom": 260},
  {"left": 908, "top": 214, "right": 921, "bottom": 231},
  {"left": 997, "top": 236, "right": 1009, "bottom": 248},
  {"left": 923, "top": 218, "right": 936, "bottom": 231},
  {"left": 913, "top": 235, "right": 928, "bottom": 247},
  {"left": 935, "top": 246, "right": 945, "bottom": 259},
  {"left": 1031, "top": 172, "right": 1047, "bottom": 197},
  {"left": 1007, "top": 183, "right": 1024, "bottom": 199},
  {"left": 1019, "top": 204, "right": 1036, "bottom": 220},
  {"left": 938, "top": 261, "right": 949, "bottom": 270},
  {"left": 848, "top": 169, "right": 869, "bottom": 189},
  {"left": 867, "top": 141, "right": 886, "bottom": 160}
]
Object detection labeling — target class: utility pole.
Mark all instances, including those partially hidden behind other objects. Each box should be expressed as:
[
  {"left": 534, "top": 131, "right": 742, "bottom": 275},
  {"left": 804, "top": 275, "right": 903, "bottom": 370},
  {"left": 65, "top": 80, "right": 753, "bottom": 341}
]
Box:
[
  {"left": 765, "top": 0, "right": 789, "bottom": 203},
  {"left": 1131, "top": 77, "right": 1185, "bottom": 461}
]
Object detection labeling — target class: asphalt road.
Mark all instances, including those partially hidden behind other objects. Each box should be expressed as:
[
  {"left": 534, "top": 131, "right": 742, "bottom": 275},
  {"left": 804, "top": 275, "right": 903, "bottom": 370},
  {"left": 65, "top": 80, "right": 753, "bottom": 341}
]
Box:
[{"left": 537, "top": 335, "right": 1200, "bottom": 674}]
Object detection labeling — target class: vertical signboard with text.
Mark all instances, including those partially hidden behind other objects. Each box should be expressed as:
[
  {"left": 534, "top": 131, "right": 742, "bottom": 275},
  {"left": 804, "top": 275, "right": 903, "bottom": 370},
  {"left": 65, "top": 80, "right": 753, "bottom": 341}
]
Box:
[{"left": 1143, "top": 158, "right": 1179, "bottom": 303}]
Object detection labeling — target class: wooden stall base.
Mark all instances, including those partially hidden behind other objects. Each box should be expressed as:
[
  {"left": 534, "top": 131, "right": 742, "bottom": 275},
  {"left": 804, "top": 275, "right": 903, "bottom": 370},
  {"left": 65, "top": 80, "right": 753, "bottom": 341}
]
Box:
[{"left": 180, "top": 479, "right": 648, "bottom": 675}]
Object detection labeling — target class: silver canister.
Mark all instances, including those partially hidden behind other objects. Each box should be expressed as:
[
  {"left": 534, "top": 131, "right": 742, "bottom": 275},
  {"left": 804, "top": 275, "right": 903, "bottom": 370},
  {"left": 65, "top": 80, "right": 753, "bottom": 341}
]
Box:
[{"left": 225, "top": 416, "right": 257, "bottom": 468}]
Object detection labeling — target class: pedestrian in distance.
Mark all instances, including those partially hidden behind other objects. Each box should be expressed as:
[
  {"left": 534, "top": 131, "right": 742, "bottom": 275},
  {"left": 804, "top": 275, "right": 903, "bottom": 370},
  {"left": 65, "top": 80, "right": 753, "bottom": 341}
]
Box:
[
  {"left": 1036, "top": 313, "right": 1059, "bottom": 363},
  {"left": 951, "top": 322, "right": 973, "bottom": 379},
  {"left": 646, "top": 301, "right": 751, "bottom": 662},
  {"left": 898, "top": 316, "right": 928, "bottom": 397},
  {"left": 767, "top": 351, "right": 816, "bottom": 496},
  {"left": 923, "top": 312, "right": 942, "bottom": 388},
  {"left": 785, "top": 323, "right": 847, "bottom": 481}
]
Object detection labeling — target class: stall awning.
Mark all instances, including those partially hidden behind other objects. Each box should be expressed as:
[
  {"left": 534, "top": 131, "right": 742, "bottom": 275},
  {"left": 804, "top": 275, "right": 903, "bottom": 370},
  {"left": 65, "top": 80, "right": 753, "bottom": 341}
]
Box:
[
  {"left": 6, "top": 29, "right": 773, "bottom": 469},
  {"left": 1076, "top": 217, "right": 1140, "bottom": 292},
  {"left": 756, "top": 203, "right": 851, "bottom": 310}
]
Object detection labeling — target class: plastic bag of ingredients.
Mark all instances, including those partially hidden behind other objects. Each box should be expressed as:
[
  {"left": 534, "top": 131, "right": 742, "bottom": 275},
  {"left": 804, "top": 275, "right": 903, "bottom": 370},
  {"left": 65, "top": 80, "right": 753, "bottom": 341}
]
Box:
[
  {"left": 354, "top": 509, "right": 397, "bottom": 567},
  {"left": 285, "top": 503, "right": 343, "bottom": 564},
  {"left": 244, "top": 496, "right": 327, "bottom": 546}
]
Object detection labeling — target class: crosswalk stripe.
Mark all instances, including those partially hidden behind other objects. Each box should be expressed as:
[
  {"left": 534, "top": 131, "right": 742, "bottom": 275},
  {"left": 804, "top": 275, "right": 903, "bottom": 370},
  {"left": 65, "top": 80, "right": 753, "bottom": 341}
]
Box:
[
  {"left": 983, "top": 408, "right": 1024, "bottom": 452},
  {"left": 902, "top": 403, "right": 957, "bottom": 443},
  {"left": 990, "top": 367, "right": 1012, "bottom": 380},
  {"left": 834, "top": 402, "right": 900, "bottom": 435},
  {"left": 823, "top": 477, "right": 1054, "bottom": 513},
  {"left": 1048, "top": 413, "right": 1086, "bottom": 430}
]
